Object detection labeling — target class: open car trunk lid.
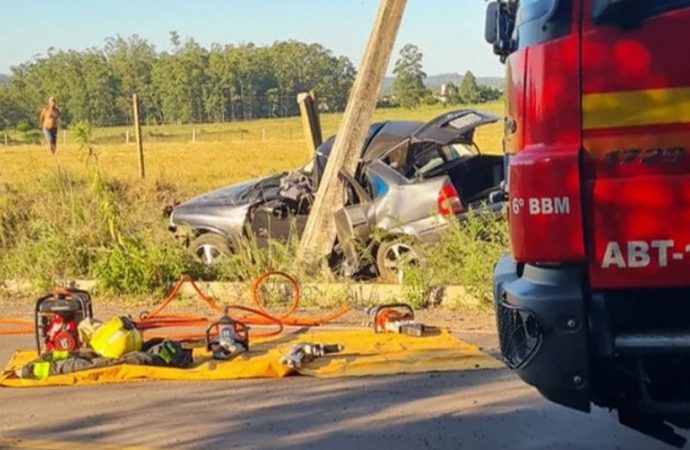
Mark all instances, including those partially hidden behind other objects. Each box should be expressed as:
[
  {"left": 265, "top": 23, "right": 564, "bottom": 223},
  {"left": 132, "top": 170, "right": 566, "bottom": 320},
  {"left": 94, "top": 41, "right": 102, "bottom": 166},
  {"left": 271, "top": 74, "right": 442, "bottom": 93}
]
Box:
[
  {"left": 410, "top": 109, "right": 499, "bottom": 146},
  {"left": 359, "top": 110, "right": 499, "bottom": 165}
]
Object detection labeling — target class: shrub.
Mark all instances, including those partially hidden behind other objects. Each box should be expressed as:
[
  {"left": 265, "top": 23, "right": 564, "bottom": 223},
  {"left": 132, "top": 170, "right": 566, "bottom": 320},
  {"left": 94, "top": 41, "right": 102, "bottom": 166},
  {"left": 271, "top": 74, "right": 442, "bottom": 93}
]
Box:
[
  {"left": 91, "top": 235, "right": 189, "bottom": 295},
  {"left": 215, "top": 222, "right": 332, "bottom": 283},
  {"left": 0, "top": 146, "right": 508, "bottom": 302},
  {"left": 423, "top": 94, "right": 440, "bottom": 106},
  {"left": 402, "top": 210, "right": 509, "bottom": 308},
  {"left": 17, "top": 130, "right": 42, "bottom": 144},
  {"left": 0, "top": 171, "right": 96, "bottom": 290},
  {"left": 16, "top": 120, "right": 33, "bottom": 133}
]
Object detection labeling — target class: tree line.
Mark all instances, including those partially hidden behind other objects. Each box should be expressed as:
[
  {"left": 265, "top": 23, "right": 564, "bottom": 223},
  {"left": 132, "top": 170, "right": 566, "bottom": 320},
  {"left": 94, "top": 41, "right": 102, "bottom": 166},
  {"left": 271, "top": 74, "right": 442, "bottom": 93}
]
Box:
[
  {"left": 0, "top": 33, "right": 356, "bottom": 129},
  {"left": 0, "top": 36, "right": 502, "bottom": 132},
  {"left": 391, "top": 44, "right": 501, "bottom": 109}
]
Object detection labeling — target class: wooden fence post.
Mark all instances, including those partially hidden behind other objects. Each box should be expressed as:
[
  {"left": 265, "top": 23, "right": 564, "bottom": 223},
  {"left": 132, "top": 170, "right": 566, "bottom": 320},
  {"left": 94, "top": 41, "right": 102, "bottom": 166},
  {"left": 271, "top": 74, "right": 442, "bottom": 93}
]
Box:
[
  {"left": 132, "top": 94, "right": 145, "bottom": 179},
  {"left": 192, "top": 127, "right": 196, "bottom": 143},
  {"left": 297, "top": 0, "right": 407, "bottom": 268}
]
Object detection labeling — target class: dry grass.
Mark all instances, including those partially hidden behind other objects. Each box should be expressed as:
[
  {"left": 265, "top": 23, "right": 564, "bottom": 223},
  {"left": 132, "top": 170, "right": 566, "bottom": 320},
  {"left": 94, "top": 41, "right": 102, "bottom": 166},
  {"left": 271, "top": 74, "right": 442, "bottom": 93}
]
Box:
[
  {"left": 0, "top": 102, "right": 503, "bottom": 195},
  {"left": 0, "top": 141, "right": 310, "bottom": 196}
]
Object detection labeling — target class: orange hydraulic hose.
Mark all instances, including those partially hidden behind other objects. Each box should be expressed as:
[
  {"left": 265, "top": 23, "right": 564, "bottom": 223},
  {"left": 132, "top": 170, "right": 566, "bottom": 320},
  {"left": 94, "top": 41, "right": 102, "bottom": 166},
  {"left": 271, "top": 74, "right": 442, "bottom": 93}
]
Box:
[
  {"left": 136, "top": 272, "right": 354, "bottom": 340},
  {"left": 140, "top": 275, "right": 223, "bottom": 320},
  {"left": 134, "top": 274, "right": 284, "bottom": 340},
  {"left": 0, "top": 317, "right": 34, "bottom": 336},
  {"left": 249, "top": 271, "right": 353, "bottom": 327},
  {"left": 0, "top": 272, "right": 355, "bottom": 340},
  {"left": 143, "top": 306, "right": 283, "bottom": 341}
]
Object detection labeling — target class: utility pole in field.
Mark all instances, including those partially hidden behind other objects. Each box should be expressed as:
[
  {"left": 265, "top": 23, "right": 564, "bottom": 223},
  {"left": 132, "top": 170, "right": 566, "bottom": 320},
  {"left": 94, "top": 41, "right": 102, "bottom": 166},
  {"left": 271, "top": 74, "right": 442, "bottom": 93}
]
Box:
[{"left": 296, "top": 0, "right": 407, "bottom": 269}]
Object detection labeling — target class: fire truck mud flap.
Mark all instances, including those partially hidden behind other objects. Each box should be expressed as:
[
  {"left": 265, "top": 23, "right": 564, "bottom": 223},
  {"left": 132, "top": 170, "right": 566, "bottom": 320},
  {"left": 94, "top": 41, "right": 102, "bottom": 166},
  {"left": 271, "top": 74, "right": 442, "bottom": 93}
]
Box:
[{"left": 493, "top": 255, "right": 590, "bottom": 412}]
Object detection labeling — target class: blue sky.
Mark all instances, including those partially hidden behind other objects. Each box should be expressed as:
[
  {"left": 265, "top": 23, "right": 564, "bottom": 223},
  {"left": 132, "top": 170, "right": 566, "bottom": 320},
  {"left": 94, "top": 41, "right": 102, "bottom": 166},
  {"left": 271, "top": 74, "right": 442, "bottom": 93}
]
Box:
[{"left": 0, "top": 0, "right": 504, "bottom": 77}]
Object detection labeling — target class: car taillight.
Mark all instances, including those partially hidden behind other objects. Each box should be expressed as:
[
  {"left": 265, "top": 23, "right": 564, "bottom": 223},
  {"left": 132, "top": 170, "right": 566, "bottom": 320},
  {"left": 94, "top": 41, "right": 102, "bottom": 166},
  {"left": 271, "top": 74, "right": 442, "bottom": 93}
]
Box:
[{"left": 437, "top": 181, "right": 463, "bottom": 217}]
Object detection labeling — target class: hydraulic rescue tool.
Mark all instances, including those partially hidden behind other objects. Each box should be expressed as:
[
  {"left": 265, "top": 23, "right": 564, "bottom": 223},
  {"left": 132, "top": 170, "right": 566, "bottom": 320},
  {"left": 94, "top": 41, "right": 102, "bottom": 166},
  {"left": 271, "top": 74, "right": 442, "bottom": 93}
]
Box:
[
  {"left": 279, "top": 343, "right": 344, "bottom": 369},
  {"left": 206, "top": 306, "right": 249, "bottom": 360},
  {"left": 365, "top": 303, "right": 429, "bottom": 337},
  {"left": 35, "top": 287, "right": 94, "bottom": 355}
]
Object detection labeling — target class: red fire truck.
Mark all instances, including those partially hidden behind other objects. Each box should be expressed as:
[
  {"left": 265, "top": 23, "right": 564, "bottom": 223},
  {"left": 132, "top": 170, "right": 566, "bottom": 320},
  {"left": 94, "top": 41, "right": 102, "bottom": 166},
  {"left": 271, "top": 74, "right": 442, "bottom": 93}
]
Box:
[{"left": 486, "top": 0, "right": 690, "bottom": 446}]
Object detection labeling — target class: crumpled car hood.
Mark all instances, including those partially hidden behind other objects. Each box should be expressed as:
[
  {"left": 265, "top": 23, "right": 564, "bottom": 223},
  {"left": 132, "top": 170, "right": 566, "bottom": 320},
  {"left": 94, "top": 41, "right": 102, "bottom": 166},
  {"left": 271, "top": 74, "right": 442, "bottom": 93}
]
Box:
[
  {"left": 176, "top": 173, "right": 284, "bottom": 211},
  {"left": 178, "top": 180, "right": 257, "bottom": 209},
  {"left": 170, "top": 173, "right": 287, "bottom": 237}
]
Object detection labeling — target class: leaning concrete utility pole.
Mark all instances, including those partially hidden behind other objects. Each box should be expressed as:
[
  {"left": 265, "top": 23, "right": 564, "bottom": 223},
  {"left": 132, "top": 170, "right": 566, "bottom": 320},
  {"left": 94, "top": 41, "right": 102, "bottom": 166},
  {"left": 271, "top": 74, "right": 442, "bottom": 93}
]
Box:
[{"left": 297, "top": 0, "right": 406, "bottom": 269}]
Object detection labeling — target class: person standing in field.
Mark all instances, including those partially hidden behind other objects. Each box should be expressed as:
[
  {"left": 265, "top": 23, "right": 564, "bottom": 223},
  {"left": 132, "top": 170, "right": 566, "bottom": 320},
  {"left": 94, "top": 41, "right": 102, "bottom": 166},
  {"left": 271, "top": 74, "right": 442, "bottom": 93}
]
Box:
[{"left": 39, "top": 97, "right": 60, "bottom": 154}]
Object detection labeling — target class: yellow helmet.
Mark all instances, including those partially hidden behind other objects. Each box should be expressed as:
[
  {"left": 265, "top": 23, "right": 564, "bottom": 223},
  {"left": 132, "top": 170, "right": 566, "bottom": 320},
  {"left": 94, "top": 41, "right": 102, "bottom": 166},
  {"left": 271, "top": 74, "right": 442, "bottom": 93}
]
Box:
[
  {"left": 77, "top": 317, "right": 103, "bottom": 346},
  {"left": 90, "top": 316, "right": 143, "bottom": 359}
]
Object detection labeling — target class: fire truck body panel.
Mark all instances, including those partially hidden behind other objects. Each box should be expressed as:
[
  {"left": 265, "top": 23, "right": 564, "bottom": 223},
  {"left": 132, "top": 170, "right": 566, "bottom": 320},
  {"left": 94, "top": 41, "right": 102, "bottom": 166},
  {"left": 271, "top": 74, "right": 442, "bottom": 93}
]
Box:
[
  {"left": 488, "top": 0, "right": 690, "bottom": 445},
  {"left": 582, "top": 5, "right": 690, "bottom": 288},
  {"left": 504, "top": 0, "right": 586, "bottom": 262}
]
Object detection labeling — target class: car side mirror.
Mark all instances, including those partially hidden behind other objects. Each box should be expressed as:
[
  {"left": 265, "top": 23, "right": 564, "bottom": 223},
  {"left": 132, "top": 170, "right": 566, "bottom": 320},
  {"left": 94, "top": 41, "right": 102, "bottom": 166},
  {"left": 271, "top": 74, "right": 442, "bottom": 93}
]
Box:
[
  {"left": 486, "top": 1, "right": 517, "bottom": 62},
  {"left": 485, "top": 2, "right": 499, "bottom": 44}
]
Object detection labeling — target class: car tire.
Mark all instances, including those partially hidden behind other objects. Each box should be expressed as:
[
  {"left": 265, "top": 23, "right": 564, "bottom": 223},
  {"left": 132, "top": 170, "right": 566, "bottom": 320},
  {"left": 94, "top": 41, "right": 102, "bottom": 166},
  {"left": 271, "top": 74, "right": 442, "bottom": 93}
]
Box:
[
  {"left": 375, "top": 239, "right": 419, "bottom": 284},
  {"left": 191, "top": 233, "right": 232, "bottom": 265}
]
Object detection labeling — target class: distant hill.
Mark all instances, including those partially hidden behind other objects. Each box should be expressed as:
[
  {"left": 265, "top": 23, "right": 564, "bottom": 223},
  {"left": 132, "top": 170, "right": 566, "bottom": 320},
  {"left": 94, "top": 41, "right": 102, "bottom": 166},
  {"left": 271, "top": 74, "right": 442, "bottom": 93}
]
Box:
[
  {"left": 381, "top": 72, "right": 504, "bottom": 94},
  {"left": 0, "top": 74, "right": 9, "bottom": 87}
]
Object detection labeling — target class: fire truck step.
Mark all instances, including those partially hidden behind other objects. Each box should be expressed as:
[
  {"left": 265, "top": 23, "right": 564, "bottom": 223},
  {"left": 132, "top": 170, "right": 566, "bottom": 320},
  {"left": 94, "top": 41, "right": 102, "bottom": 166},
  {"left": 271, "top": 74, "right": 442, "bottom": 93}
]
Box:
[{"left": 615, "top": 333, "right": 690, "bottom": 355}]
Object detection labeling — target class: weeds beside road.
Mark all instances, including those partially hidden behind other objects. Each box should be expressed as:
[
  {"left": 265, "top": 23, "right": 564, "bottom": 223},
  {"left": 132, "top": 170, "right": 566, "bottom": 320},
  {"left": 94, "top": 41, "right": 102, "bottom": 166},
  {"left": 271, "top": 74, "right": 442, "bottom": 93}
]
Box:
[{"left": 0, "top": 103, "right": 507, "bottom": 305}]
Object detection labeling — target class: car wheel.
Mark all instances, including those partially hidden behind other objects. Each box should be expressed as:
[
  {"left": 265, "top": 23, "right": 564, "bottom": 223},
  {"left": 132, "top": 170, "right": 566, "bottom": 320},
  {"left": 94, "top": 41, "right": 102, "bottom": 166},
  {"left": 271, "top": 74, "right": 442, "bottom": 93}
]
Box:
[
  {"left": 376, "top": 239, "right": 419, "bottom": 283},
  {"left": 192, "top": 233, "right": 231, "bottom": 265}
]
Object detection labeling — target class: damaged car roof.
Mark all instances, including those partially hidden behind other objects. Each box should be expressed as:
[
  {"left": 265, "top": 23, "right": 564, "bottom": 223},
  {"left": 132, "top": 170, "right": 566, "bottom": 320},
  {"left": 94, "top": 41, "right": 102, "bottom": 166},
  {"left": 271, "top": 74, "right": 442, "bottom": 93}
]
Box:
[{"left": 360, "top": 121, "right": 424, "bottom": 163}]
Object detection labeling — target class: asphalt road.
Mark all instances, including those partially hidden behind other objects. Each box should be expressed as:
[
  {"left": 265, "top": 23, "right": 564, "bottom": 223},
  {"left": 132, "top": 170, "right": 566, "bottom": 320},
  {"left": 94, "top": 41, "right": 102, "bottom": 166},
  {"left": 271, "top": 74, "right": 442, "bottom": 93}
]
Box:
[{"left": 0, "top": 332, "right": 680, "bottom": 450}]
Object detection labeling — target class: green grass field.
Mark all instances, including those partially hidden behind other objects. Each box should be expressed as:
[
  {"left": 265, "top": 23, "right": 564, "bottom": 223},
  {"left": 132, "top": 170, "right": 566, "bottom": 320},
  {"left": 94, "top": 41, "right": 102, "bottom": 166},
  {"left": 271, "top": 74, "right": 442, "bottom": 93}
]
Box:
[{"left": 0, "top": 102, "right": 503, "bottom": 196}]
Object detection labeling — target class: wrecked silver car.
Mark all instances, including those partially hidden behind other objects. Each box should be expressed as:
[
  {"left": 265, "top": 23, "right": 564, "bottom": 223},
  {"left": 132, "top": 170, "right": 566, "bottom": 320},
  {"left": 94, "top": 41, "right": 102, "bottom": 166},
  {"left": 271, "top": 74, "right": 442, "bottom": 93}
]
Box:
[{"left": 168, "top": 109, "right": 504, "bottom": 280}]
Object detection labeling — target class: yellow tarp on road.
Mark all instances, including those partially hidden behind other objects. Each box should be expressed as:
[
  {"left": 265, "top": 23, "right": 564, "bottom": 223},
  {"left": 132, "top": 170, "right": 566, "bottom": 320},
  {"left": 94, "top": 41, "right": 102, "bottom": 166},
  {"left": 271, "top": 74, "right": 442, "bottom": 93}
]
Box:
[{"left": 1, "top": 329, "right": 503, "bottom": 387}]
